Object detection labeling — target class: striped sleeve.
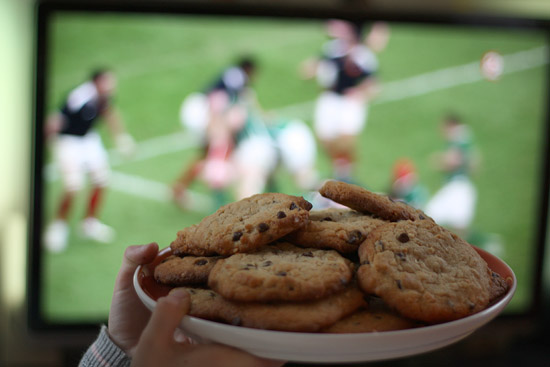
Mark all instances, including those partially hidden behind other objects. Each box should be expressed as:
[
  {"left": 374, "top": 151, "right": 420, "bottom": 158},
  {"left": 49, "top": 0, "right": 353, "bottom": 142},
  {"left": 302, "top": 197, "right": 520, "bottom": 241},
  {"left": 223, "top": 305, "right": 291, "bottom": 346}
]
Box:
[{"left": 79, "top": 325, "right": 131, "bottom": 367}]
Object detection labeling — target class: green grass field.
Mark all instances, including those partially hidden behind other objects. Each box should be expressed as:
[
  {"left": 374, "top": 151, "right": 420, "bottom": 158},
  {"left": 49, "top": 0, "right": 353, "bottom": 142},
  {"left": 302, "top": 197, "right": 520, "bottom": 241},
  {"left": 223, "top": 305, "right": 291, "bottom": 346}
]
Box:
[{"left": 41, "top": 12, "right": 547, "bottom": 322}]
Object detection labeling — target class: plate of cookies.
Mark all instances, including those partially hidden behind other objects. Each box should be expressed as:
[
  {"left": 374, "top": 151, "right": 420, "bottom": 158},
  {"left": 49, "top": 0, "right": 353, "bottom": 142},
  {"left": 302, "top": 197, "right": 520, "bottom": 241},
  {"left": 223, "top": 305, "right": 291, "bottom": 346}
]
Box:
[{"left": 134, "top": 180, "right": 516, "bottom": 363}]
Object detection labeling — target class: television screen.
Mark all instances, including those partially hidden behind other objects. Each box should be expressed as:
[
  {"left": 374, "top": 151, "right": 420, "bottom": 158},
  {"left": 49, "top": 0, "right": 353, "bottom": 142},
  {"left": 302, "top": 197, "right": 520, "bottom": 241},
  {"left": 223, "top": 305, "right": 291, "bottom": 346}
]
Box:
[{"left": 29, "top": 2, "right": 549, "bottom": 332}]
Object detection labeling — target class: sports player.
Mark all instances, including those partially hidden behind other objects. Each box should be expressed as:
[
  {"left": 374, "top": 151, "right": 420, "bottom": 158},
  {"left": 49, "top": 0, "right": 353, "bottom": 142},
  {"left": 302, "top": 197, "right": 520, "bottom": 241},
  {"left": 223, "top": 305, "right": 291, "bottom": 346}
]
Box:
[
  {"left": 43, "top": 69, "right": 136, "bottom": 253},
  {"left": 302, "top": 20, "right": 389, "bottom": 182},
  {"left": 424, "top": 114, "right": 479, "bottom": 238},
  {"left": 174, "top": 57, "right": 257, "bottom": 208},
  {"left": 389, "top": 158, "right": 429, "bottom": 210},
  {"left": 231, "top": 113, "right": 319, "bottom": 200}
]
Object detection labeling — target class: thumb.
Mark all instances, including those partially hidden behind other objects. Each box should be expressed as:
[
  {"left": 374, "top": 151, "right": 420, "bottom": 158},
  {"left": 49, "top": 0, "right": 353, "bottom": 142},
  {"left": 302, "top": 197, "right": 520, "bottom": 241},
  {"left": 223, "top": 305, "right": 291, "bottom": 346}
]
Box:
[
  {"left": 114, "top": 242, "right": 159, "bottom": 292},
  {"left": 141, "top": 288, "right": 191, "bottom": 344}
]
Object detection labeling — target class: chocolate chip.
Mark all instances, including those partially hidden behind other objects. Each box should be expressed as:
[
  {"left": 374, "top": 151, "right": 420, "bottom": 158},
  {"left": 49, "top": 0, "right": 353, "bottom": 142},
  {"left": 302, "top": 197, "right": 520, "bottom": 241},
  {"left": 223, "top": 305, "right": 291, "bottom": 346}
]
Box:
[
  {"left": 262, "top": 260, "right": 273, "bottom": 267},
  {"left": 258, "top": 223, "right": 269, "bottom": 232},
  {"left": 232, "top": 231, "right": 243, "bottom": 241},
  {"left": 396, "top": 280, "right": 403, "bottom": 290},
  {"left": 301, "top": 251, "right": 314, "bottom": 257},
  {"left": 276, "top": 271, "right": 287, "bottom": 277},
  {"left": 322, "top": 217, "right": 333, "bottom": 221},
  {"left": 419, "top": 214, "right": 426, "bottom": 220},
  {"left": 397, "top": 233, "right": 410, "bottom": 243},
  {"left": 361, "top": 259, "right": 370, "bottom": 265},
  {"left": 396, "top": 252, "right": 406, "bottom": 261},
  {"left": 277, "top": 211, "right": 287, "bottom": 219},
  {"left": 193, "top": 259, "right": 208, "bottom": 266},
  {"left": 241, "top": 263, "right": 257, "bottom": 271},
  {"left": 290, "top": 202, "right": 297, "bottom": 210},
  {"left": 347, "top": 230, "right": 363, "bottom": 245}
]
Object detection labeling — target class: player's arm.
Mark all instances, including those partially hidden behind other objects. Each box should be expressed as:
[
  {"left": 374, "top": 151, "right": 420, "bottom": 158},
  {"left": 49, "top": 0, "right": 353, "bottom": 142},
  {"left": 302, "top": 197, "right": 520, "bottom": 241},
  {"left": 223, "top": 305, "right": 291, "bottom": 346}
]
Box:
[
  {"left": 103, "top": 106, "right": 136, "bottom": 157},
  {"left": 299, "top": 57, "right": 321, "bottom": 80},
  {"left": 44, "top": 111, "right": 65, "bottom": 140},
  {"left": 344, "top": 76, "right": 380, "bottom": 102},
  {"left": 364, "top": 22, "right": 390, "bottom": 53}
]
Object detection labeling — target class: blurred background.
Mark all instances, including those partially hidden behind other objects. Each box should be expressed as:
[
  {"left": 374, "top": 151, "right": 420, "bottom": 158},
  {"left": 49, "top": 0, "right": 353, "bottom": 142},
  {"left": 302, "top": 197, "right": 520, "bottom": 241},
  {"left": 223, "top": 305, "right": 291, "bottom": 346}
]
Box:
[{"left": 1, "top": 0, "right": 549, "bottom": 366}]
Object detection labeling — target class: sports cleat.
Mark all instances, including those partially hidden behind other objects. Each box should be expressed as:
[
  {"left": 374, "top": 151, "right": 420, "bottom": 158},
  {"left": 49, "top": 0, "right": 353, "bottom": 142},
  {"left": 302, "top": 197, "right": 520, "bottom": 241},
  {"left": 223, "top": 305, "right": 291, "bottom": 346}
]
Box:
[
  {"left": 44, "top": 220, "right": 69, "bottom": 253},
  {"left": 80, "top": 217, "right": 115, "bottom": 244}
]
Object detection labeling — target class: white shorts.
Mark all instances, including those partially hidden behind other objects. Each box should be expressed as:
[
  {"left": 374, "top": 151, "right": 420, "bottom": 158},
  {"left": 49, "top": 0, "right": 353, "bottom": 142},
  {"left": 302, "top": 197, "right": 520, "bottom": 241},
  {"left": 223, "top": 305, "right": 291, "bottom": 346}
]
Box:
[
  {"left": 233, "top": 134, "right": 278, "bottom": 173},
  {"left": 275, "top": 120, "right": 317, "bottom": 174},
  {"left": 179, "top": 92, "right": 209, "bottom": 141},
  {"left": 424, "top": 177, "right": 477, "bottom": 230},
  {"left": 314, "top": 91, "right": 368, "bottom": 141},
  {"left": 54, "top": 132, "right": 110, "bottom": 192}
]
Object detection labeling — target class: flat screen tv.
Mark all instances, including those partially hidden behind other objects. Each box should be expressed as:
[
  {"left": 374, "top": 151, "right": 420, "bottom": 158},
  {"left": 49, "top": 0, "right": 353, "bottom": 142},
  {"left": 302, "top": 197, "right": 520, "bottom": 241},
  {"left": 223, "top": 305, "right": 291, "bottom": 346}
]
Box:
[{"left": 29, "top": 0, "right": 549, "bottom": 340}]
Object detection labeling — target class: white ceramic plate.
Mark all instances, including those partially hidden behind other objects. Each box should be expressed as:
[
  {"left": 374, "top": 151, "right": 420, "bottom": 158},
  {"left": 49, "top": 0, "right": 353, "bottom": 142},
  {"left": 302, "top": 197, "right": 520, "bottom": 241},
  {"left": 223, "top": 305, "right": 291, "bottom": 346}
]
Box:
[{"left": 134, "top": 246, "right": 516, "bottom": 363}]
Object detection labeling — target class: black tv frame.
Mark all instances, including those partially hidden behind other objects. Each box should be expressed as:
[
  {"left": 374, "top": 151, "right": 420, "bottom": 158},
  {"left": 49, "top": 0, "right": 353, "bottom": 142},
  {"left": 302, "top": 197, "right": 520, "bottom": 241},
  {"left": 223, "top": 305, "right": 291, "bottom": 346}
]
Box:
[{"left": 28, "top": 0, "right": 550, "bottom": 341}]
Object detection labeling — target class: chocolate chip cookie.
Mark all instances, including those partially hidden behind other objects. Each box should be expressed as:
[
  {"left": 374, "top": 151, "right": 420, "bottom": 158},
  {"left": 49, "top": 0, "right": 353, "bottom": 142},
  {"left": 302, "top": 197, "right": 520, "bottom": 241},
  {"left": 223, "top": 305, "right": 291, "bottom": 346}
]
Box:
[
  {"left": 322, "top": 296, "right": 422, "bottom": 333},
  {"left": 319, "top": 180, "right": 430, "bottom": 222},
  {"left": 171, "top": 193, "right": 312, "bottom": 256},
  {"left": 357, "top": 220, "right": 509, "bottom": 323},
  {"left": 208, "top": 242, "right": 354, "bottom": 302},
  {"left": 154, "top": 255, "right": 222, "bottom": 286},
  {"left": 171, "top": 285, "right": 366, "bottom": 332},
  {"left": 285, "top": 208, "right": 386, "bottom": 254}
]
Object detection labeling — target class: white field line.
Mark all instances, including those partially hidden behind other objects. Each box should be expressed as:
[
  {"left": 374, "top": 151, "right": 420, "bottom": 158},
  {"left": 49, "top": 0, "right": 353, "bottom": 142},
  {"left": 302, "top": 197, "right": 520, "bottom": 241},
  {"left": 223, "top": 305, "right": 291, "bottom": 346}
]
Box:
[
  {"left": 376, "top": 45, "right": 549, "bottom": 104},
  {"left": 45, "top": 45, "right": 548, "bottom": 203},
  {"left": 109, "top": 171, "right": 215, "bottom": 210}
]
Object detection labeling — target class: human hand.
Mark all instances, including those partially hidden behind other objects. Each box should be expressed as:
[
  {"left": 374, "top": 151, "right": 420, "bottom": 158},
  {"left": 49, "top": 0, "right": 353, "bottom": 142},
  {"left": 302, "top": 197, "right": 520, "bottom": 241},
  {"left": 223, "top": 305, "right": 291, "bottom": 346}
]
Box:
[
  {"left": 108, "top": 242, "right": 160, "bottom": 356},
  {"left": 131, "top": 289, "right": 285, "bottom": 367},
  {"left": 115, "top": 132, "right": 137, "bottom": 158}
]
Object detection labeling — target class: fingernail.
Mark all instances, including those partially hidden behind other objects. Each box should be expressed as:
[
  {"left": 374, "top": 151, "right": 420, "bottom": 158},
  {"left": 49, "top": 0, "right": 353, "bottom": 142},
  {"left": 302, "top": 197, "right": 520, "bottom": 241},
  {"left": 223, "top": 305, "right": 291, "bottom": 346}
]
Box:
[{"left": 169, "top": 288, "right": 189, "bottom": 302}]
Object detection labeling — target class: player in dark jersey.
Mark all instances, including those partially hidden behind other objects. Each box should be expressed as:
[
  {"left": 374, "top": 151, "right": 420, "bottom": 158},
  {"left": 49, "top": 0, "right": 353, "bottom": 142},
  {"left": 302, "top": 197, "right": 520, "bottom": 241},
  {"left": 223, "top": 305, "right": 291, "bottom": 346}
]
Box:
[
  {"left": 174, "top": 57, "right": 257, "bottom": 208},
  {"left": 303, "top": 20, "right": 389, "bottom": 182},
  {"left": 43, "top": 70, "right": 135, "bottom": 252}
]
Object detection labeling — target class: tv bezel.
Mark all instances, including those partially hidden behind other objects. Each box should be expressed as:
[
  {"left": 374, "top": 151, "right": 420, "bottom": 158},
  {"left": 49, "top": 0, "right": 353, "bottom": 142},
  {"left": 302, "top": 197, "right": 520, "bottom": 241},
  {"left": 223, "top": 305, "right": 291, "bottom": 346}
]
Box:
[{"left": 28, "top": 0, "right": 550, "bottom": 340}]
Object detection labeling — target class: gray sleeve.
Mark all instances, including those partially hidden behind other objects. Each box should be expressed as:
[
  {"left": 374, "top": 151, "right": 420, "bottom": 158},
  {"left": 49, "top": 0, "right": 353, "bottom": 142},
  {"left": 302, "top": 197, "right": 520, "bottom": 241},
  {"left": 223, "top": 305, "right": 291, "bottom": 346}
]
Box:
[{"left": 79, "top": 325, "right": 131, "bottom": 367}]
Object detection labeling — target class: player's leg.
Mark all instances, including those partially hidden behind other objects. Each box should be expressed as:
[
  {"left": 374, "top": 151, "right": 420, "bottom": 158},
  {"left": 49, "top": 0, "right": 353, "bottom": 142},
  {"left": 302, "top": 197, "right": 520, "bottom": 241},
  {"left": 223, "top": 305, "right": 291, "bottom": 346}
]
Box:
[
  {"left": 44, "top": 135, "right": 85, "bottom": 252},
  {"left": 276, "top": 119, "right": 319, "bottom": 190},
  {"left": 332, "top": 97, "right": 367, "bottom": 182},
  {"left": 81, "top": 132, "right": 115, "bottom": 243},
  {"left": 232, "top": 134, "right": 278, "bottom": 200},
  {"left": 314, "top": 92, "right": 345, "bottom": 180}
]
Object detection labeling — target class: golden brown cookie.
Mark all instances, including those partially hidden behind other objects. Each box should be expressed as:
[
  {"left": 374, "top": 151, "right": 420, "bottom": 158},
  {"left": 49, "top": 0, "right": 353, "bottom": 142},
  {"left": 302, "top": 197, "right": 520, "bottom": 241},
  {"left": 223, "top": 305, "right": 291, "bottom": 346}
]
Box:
[
  {"left": 208, "top": 242, "right": 354, "bottom": 302},
  {"left": 285, "top": 208, "right": 386, "bottom": 254},
  {"left": 357, "top": 220, "right": 508, "bottom": 323},
  {"left": 322, "top": 296, "right": 422, "bottom": 333},
  {"left": 171, "top": 193, "right": 312, "bottom": 256},
  {"left": 171, "top": 285, "right": 366, "bottom": 332},
  {"left": 154, "top": 255, "right": 222, "bottom": 286},
  {"left": 319, "top": 180, "right": 430, "bottom": 222}
]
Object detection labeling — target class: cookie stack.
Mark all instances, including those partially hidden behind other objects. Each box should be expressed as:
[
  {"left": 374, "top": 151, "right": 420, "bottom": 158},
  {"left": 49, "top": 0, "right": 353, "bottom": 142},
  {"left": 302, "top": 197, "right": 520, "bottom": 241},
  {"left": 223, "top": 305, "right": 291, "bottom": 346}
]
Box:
[{"left": 154, "top": 181, "right": 509, "bottom": 333}]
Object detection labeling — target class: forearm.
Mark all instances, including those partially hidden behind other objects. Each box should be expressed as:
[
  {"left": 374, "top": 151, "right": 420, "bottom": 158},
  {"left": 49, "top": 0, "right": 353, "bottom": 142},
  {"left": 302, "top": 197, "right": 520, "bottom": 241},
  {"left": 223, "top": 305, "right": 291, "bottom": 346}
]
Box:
[{"left": 79, "top": 325, "right": 131, "bottom": 367}]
